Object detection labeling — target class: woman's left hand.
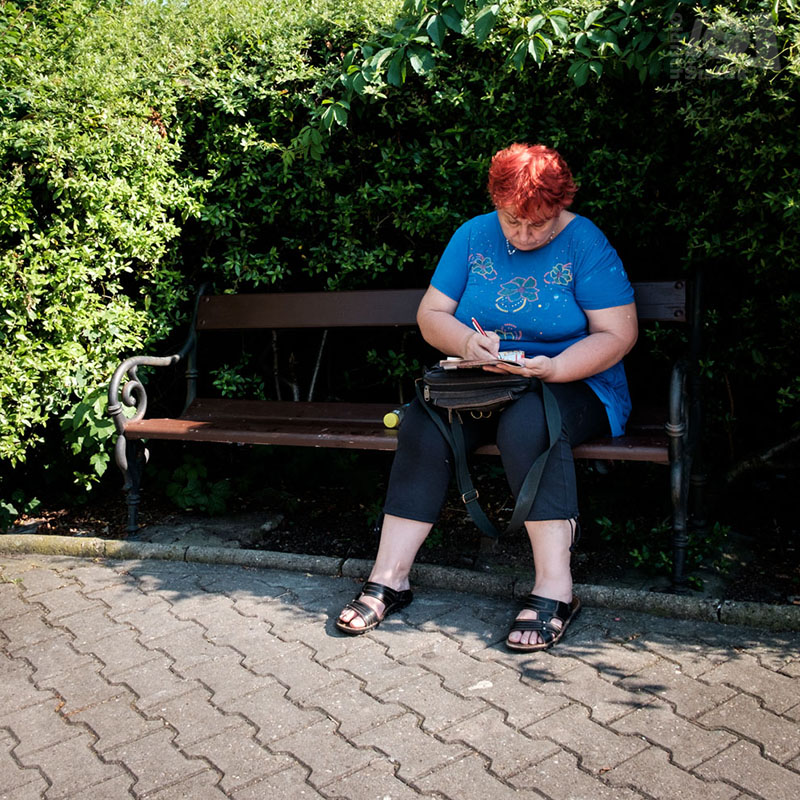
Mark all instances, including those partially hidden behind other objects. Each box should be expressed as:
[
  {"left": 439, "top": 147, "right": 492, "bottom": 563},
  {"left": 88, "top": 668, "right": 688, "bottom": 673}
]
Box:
[{"left": 486, "top": 355, "right": 557, "bottom": 381}]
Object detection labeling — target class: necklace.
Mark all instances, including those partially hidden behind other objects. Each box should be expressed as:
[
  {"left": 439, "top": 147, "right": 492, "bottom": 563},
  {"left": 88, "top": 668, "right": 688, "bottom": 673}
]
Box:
[{"left": 505, "top": 227, "right": 556, "bottom": 256}]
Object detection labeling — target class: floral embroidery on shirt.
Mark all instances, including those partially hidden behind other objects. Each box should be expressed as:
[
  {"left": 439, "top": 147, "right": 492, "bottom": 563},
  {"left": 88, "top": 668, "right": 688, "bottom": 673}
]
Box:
[
  {"left": 468, "top": 253, "right": 497, "bottom": 280},
  {"left": 544, "top": 263, "right": 574, "bottom": 286},
  {"left": 496, "top": 323, "right": 523, "bottom": 341},
  {"left": 496, "top": 276, "right": 538, "bottom": 313}
]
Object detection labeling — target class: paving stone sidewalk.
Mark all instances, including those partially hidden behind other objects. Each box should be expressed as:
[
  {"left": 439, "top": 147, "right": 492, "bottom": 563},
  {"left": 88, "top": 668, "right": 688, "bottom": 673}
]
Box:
[{"left": 1, "top": 552, "right": 799, "bottom": 800}]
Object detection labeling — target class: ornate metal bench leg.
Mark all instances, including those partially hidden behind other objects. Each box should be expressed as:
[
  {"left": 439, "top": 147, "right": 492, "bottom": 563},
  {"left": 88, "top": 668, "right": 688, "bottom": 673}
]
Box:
[{"left": 114, "top": 434, "right": 144, "bottom": 535}]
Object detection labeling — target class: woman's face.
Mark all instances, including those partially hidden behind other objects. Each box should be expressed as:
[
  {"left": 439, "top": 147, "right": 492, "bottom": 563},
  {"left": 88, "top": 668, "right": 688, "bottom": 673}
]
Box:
[{"left": 497, "top": 206, "right": 560, "bottom": 251}]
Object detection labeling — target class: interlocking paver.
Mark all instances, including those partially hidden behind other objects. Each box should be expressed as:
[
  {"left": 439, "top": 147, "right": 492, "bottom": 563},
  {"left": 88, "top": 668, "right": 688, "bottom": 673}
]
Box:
[
  {"left": 327, "top": 637, "right": 430, "bottom": 696},
  {"left": 0, "top": 607, "right": 63, "bottom": 652},
  {"left": 379, "top": 671, "right": 486, "bottom": 733},
  {"left": 299, "top": 673, "right": 405, "bottom": 738},
  {"left": 75, "top": 627, "right": 160, "bottom": 675},
  {"left": 267, "top": 718, "right": 376, "bottom": 789},
  {"left": 463, "top": 663, "right": 573, "bottom": 728},
  {"left": 229, "top": 764, "right": 326, "bottom": 799},
  {"left": 524, "top": 703, "right": 649, "bottom": 773},
  {"left": 617, "top": 657, "right": 738, "bottom": 718},
  {"left": 104, "top": 727, "right": 216, "bottom": 796},
  {"left": 105, "top": 652, "right": 198, "bottom": 712},
  {"left": 16, "top": 732, "right": 127, "bottom": 797},
  {"left": 510, "top": 749, "right": 645, "bottom": 799},
  {"left": 180, "top": 719, "right": 294, "bottom": 793},
  {"left": 144, "top": 769, "right": 228, "bottom": 799},
  {"left": 417, "top": 603, "right": 510, "bottom": 655},
  {"left": 698, "top": 692, "right": 800, "bottom": 763},
  {"left": 438, "top": 707, "right": 560, "bottom": 778},
  {"left": 13, "top": 634, "right": 97, "bottom": 685},
  {"left": 0, "top": 699, "right": 84, "bottom": 758},
  {"left": 632, "top": 630, "right": 733, "bottom": 677},
  {"left": 115, "top": 600, "right": 202, "bottom": 644},
  {"left": 695, "top": 740, "right": 800, "bottom": 800},
  {"left": 247, "top": 641, "right": 348, "bottom": 702},
  {"left": 145, "top": 624, "right": 233, "bottom": 672},
  {"left": 0, "top": 655, "right": 57, "bottom": 714},
  {"left": 30, "top": 584, "right": 102, "bottom": 620},
  {"left": 179, "top": 652, "right": 267, "bottom": 705},
  {"left": 536, "top": 660, "right": 652, "bottom": 723},
  {"left": 612, "top": 697, "right": 737, "bottom": 768},
  {"left": 222, "top": 681, "right": 326, "bottom": 744},
  {"left": 3, "top": 551, "right": 800, "bottom": 800},
  {"left": 605, "top": 745, "right": 741, "bottom": 800},
  {"left": 702, "top": 653, "right": 800, "bottom": 714},
  {"left": 0, "top": 729, "right": 49, "bottom": 800},
  {"left": 351, "top": 712, "right": 470, "bottom": 781},
  {"left": 56, "top": 605, "right": 120, "bottom": 646},
  {"left": 322, "top": 759, "right": 433, "bottom": 800},
  {"left": 416, "top": 752, "right": 542, "bottom": 800},
  {"left": 154, "top": 686, "right": 247, "bottom": 748},
  {"left": 397, "top": 634, "right": 507, "bottom": 694},
  {"left": 18, "top": 566, "right": 70, "bottom": 597},
  {"left": 69, "top": 691, "right": 164, "bottom": 753}
]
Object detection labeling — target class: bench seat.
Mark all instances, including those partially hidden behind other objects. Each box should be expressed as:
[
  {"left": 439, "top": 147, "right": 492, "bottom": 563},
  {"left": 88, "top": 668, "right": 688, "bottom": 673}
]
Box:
[{"left": 125, "top": 397, "right": 670, "bottom": 463}]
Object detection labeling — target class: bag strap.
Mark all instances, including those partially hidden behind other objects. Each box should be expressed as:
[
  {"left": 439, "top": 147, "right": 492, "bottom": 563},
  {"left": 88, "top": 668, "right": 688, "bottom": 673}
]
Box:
[{"left": 414, "top": 377, "right": 562, "bottom": 539}]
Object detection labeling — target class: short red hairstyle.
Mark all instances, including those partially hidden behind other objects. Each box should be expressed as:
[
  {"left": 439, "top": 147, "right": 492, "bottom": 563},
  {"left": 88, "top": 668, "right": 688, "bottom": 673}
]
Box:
[{"left": 487, "top": 143, "right": 577, "bottom": 222}]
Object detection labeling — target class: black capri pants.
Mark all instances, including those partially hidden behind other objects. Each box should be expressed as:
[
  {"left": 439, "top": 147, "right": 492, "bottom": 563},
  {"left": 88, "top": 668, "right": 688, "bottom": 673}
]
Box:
[{"left": 383, "top": 380, "right": 610, "bottom": 523}]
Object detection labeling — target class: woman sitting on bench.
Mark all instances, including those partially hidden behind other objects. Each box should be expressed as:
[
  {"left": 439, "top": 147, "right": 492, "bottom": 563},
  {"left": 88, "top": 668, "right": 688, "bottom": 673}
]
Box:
[{"left": 336, "top": 143, "right": 638, "bottom": 651}]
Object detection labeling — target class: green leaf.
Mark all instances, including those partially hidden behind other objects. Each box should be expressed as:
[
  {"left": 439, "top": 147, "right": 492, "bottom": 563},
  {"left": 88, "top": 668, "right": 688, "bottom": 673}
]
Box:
[
  {"left": 549, "top": 15, "right": 570, "bottom": 40},
  {"left": 408, "top": 46, "right": 436, "bottom": 76},
  {"left": 567, "top": 59, "right": 590, "bottom": 87},
  {"left": 527, "top": 15, "right": 545, "bottom": 35},
  {"left": 387, "top": 49, "right": 406, "bottom": 86},
  {"left": 371, "top": 47, "right": 395, "bottom": 71},
  {"left": 585, "top": 9, "right": 604, "bottom": 28},
  {"left": 426, "top": 14, "right": 447, "bottom": 48},
  {"left": 529, "top": 35, "right": 549, "bottom": 66},
  {"left": 473, "top": 5, "right": 499, "bottom": 44},
  {"left": 441, "top": 6, "right": 464, "bottom": 33},
  {"left": 510, "top": 37, "right": 527, "bottom": 70}
]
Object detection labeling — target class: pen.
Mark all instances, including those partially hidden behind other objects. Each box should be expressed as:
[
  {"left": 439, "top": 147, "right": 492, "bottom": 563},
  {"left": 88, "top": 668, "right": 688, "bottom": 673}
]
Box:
[{"left": 471, "top": 317, "right": 487, "bottom": 337}]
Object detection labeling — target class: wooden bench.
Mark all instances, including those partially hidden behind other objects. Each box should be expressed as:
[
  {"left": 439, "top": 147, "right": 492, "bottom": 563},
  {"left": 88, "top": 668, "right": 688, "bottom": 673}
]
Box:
[{"left": 108, "top": 281, "right": 702, "bottom": 587}]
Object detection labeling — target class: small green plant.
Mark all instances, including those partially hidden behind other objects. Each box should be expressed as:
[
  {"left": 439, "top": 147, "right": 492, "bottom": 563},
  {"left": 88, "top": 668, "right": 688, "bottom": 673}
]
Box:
[
  {"left": 0, "top": 489, "right": 41, "bottom": 532},
  {"left": 366, "top": 348, "right": 421, "bottom": 402},
  {"left": 165, "top": 456, "right": 231, "bottom": 515},
  {"left": 60, "top": 387, "right": 121, "bottom": 491},
  {"left": 211, "top": 354, "right": 266, "bottom": 399}
]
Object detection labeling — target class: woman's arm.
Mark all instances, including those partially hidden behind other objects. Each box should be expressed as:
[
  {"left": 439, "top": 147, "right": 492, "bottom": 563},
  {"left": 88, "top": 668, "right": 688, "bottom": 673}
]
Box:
[
  {"left": 416, "top": 286, "right": 502, "bottom": 361},
  {"left": 493, "top": 303, "right": 638, "bottom": 382}
]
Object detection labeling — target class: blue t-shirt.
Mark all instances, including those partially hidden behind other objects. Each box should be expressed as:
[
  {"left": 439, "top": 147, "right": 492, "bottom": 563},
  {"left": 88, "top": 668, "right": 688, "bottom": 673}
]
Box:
[{"left": 431, "top": 211, "right": 635, "bottom": 436}]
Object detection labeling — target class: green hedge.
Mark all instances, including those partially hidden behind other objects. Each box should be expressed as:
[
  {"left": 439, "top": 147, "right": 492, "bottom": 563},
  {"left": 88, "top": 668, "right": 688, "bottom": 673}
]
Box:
[{"left": 1, "top": 0, "right": 798, "bottom": 509}]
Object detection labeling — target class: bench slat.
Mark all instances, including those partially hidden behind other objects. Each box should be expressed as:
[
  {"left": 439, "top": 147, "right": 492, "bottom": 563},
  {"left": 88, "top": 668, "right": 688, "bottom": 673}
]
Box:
[
  {"left": 124, "top": 399, "right": 669, "bottom": 463},
  {"left": 196, "top": 289, "right": 425, "bottom": 330},
  {"left": 632, "top": 280, "right": 686, "bottom": 322},
  {"left": 195, "top": 281, "right": 687, "bottom": 330}
]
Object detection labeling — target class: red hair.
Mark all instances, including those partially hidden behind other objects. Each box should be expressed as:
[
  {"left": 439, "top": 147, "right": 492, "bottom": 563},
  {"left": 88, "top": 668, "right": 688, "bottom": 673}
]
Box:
[{"left": 487, "top": 143, "right": 577, "bottom": 222}]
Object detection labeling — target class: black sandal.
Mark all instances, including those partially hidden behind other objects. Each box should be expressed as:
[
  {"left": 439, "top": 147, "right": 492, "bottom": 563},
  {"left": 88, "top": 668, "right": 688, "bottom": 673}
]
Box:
[
  {"left": 506, "top": 594, "right": 581, "bottom": 652},
  {"left": 335, "top": 581, "right": 413, "bottom": 635}
]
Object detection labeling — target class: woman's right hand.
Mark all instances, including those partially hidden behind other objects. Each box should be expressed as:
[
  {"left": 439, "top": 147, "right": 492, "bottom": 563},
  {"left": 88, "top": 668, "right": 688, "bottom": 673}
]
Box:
[{"left": 463, "top": 329, "right": 501, "bottom": 360}]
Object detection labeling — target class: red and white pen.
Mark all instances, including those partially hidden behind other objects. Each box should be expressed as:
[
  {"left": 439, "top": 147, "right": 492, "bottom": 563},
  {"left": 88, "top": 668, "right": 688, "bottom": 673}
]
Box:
[{"left": 471, "top": 317, "right": 487, "bottom": 337}]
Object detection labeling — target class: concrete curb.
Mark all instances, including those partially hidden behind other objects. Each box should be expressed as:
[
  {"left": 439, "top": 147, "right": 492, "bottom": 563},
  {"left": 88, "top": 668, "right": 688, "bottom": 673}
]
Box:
[{"left": 3, "top": 533, "right": 800, "bottom": 631}]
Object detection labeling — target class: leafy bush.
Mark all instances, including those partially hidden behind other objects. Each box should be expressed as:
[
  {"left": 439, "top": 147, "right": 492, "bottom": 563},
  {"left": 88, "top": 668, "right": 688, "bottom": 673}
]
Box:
[{"left": 1, "top": 0, "right": 798, "bottom": 524}]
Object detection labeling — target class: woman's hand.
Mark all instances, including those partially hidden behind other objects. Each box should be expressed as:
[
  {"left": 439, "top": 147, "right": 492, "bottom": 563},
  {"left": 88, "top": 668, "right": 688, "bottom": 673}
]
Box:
[
  {"left": 488, "top": 355, "right": 556, "bottom": 380},
  {"left": 464, "top": 330, "right": 501, "bottom": 360}
]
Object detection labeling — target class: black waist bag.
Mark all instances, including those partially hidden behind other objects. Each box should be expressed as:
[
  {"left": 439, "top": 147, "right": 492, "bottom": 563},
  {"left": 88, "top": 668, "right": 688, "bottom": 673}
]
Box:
[
  {"left": 419, "top": 366, "right": 531, "bottom": 418},
  {"left": 415, "top": 365, "right": 561, "bottom": 540}
]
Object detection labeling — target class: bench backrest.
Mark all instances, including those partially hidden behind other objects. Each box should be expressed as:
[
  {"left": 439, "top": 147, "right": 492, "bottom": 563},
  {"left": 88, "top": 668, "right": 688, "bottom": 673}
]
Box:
[{"left": 195, "top": 281, "right": 687, "bottom": 331}]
